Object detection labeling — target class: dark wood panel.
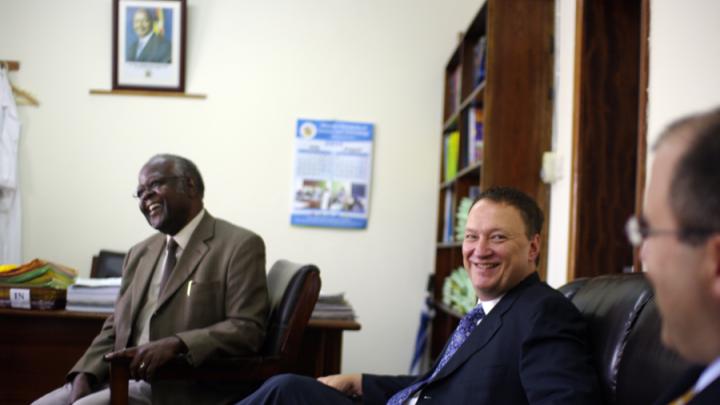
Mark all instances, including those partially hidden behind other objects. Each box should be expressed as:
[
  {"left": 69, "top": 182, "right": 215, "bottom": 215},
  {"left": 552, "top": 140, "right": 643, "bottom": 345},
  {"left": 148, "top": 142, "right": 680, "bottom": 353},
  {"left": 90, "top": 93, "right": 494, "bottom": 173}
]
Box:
[
  {"left": 570, "top": 0, "right": 641, "bottom": 279},
  {"left": 0, "top": 311, "right": 105, "bottom": 405}
]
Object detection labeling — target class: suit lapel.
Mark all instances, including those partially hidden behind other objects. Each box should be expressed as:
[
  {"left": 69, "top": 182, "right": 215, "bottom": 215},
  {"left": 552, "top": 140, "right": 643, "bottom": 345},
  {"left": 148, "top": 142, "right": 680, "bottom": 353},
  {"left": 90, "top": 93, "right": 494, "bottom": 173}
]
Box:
[
  {"left": 130, "top": 235, "right": 164, "bottom": 322},
  {"left": 156, "top": 214, "right": 214, "bottom": 309},
  {"left": 431, "top": 273, "right": 540, "bottom": 382}
]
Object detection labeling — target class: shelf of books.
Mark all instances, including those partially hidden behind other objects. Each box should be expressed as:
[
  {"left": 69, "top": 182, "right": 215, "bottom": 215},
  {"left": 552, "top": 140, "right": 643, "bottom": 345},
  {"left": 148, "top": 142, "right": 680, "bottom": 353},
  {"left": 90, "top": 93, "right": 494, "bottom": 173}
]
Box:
[
  {"left": 430, "top": 0, "right": 554, "bottom": 363},
  {"left": 437, "top": 5, "right": 487, "bottom": 249}
]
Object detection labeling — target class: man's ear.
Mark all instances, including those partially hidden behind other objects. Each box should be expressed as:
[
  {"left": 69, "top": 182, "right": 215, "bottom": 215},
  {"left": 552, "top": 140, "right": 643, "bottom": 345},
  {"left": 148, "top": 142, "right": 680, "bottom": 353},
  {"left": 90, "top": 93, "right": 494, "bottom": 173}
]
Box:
[
  {"left": 184, "top": 177, "right": 198, "bottom": 197},
  {"left": 528, "top": 234, "right": 541, "bottom": 262},
  {"left": 707, "top": 235, "right": 720, "bottom": 299}
]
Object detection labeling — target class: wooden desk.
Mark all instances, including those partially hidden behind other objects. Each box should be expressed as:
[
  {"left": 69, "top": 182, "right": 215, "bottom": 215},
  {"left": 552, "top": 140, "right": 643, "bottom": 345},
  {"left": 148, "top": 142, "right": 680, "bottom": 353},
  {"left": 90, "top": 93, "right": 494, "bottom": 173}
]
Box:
[{"left": 0, "top": 308, "right": 360, "bottom": 405}]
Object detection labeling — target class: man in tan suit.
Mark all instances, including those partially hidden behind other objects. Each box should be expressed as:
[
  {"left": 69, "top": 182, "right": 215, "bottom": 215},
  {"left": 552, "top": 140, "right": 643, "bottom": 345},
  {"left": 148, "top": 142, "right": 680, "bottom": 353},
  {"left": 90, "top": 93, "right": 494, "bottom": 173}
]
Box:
[{"left": 33, "top": 154, "right": 269, "bottom": 405}]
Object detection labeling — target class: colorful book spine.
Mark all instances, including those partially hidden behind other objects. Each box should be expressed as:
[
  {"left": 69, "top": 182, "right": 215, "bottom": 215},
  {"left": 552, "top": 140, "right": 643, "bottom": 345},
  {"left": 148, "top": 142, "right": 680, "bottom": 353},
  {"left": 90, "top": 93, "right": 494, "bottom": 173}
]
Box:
[
  {"left": 447, "top": 65, "right": 463, "bottom": 115},
  {"left": 467, "top": 108, "right": 484, "bottom": 164},
  {"left": 443, "top": 189, "right": 455, "bottom": 243},
  {"left": 473, "top": 36, "right": 487, "bottom": 87},
  {"left": 445, "top": 131, "right": 460, "bottom": 181}
]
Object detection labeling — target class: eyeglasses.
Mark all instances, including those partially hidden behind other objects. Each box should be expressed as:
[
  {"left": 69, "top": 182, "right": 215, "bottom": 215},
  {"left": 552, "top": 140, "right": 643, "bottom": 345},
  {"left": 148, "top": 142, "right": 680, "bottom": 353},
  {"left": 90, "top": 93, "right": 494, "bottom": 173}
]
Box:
[
  {"left": 625, "top": 216, "right": 714, "bottom": 247},
  {"left": 133, "top": 176, "right": 184, "bottom": 199}
]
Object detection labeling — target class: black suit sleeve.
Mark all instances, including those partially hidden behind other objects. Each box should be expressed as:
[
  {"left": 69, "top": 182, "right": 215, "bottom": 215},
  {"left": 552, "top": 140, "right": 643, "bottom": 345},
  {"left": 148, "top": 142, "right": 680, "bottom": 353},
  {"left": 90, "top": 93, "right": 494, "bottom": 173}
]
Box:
[
  {"left": 361, "top": 374, "right": 418, "bottom": 405},
  {"left": 519, "top": 294, "right": 601, "bottom": 405}
]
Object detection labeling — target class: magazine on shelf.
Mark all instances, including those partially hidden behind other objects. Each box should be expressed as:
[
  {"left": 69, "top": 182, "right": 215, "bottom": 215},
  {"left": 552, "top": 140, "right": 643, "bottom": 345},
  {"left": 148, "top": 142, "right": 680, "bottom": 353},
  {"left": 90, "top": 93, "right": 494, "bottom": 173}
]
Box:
[
  {"left": 443, "top": 189, "right": 455, "bottom": 243},
  {"left": 447, "top": 65, "right": 463, "bottom": 115},
  {"left": 473, "top": 36, "right": 487, "bottom": 87}
]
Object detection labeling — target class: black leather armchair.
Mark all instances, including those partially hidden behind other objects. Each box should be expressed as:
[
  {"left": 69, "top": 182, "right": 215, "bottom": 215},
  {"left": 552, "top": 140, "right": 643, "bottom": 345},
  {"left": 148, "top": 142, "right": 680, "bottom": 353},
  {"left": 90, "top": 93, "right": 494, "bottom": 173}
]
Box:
[{"left": 560, "top": 273, "right": 693, "bottom": 405}]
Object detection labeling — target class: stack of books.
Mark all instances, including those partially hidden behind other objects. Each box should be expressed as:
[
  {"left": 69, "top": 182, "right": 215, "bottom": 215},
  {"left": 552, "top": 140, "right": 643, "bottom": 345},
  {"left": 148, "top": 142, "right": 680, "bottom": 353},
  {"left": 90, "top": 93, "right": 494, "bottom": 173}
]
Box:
[
  {"left": 0, "top": 259, "right": 77, "bottom": 310},
  {"left": 311, "top": 292, "right": 356, "bottom": 320},
  {"left": 66, "top": 277, "right": 121, "bottom": 313}
]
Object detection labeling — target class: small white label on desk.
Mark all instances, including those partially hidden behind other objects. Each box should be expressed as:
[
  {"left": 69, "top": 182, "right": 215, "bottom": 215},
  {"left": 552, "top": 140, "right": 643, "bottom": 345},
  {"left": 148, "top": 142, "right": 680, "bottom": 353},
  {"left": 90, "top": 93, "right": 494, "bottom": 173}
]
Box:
[{"left": 10, "top": 288, "right": 31, "bottom": 309}]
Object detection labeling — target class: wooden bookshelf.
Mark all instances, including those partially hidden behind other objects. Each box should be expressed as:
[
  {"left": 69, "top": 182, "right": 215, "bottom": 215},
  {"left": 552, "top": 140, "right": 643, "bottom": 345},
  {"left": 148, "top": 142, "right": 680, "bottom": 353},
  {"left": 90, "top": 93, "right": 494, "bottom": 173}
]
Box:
[{"left": 431, "top": 0, "right": 555, "bottom": 360}]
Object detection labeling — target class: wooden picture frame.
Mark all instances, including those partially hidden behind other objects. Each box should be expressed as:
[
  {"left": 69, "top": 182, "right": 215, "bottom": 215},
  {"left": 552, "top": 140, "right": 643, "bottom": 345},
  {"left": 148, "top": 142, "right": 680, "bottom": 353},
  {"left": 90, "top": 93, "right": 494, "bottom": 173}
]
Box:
[{"left": 112, "top": 0, "right": 186, "bottom": 92}]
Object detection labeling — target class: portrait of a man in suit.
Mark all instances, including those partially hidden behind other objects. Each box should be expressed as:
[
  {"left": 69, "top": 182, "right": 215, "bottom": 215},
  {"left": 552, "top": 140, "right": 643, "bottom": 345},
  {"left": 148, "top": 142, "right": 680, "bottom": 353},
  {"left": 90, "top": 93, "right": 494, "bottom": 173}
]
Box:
[{"left": 126, "top": 7, "right": 172, "bottom": 64}]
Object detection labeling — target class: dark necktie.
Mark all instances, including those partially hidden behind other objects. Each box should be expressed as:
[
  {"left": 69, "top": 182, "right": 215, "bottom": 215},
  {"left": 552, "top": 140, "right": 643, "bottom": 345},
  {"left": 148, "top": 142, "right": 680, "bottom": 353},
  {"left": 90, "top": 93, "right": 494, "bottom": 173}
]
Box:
[
  {"left": 158, "top": 238, "right": 178, "bottom": 295},
  {"left": 387, "top": 304, "right": 486, "bottom": 404}
]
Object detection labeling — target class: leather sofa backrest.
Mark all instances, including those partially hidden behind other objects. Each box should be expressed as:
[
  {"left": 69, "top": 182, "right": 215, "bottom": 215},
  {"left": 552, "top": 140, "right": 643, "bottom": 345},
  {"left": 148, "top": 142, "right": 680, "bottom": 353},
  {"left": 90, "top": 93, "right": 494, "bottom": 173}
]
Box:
[{"left": 559, "top": 273, "right": 693, "bottom": 405}]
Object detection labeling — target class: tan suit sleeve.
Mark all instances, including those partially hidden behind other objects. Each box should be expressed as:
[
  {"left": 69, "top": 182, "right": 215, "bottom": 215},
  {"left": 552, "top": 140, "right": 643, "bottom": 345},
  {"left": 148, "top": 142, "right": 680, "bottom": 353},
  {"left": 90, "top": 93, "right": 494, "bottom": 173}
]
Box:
[
  {"left": 67, "top": 252, "right": 137, "bottom": 383},
  {"left": 176, "top": 232, "right": 269, "bottom": 366}
]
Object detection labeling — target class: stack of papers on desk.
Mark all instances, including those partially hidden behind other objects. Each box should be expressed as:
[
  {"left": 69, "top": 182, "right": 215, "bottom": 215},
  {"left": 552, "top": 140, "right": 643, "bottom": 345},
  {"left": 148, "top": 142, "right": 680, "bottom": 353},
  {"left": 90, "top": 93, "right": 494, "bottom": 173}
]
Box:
[
  {"left": 311, "top": 292, "right": 356, "bottom": 320},
  {"left": 0, "top": 259, "right": 77, "bottom": 289},
  {"left": 66, "top": 277, "right": 121, "bottom": 313},
  {"left": 0, "top": 259, "right": 77, "bottom": 310}
]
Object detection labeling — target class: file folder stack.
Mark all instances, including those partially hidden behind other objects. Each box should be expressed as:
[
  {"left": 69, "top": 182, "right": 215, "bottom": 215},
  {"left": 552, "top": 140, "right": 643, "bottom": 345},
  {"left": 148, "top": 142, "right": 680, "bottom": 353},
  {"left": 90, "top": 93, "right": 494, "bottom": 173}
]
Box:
[
  {"left": 66, "top": 277, "right": 121, "bottom": 313},
  {"left": 0, "top": 259, "right": 77, "bottom": 310},
  {"left": 311, "top": 292, "right": 356, "bottom": 320}
]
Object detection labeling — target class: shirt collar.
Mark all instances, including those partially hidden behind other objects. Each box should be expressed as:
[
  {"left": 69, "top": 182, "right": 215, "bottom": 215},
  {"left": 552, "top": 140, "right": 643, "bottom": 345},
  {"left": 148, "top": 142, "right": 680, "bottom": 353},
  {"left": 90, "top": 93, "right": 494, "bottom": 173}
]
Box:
[
  {"left": 695, "top": 356, "right": 720, "bottom": 393},
  {"left": 169, "top": 209, "right": 205, "bottom": 250},
  {"left": 477, "top": 294, "right": 504, "bottom": 315}
]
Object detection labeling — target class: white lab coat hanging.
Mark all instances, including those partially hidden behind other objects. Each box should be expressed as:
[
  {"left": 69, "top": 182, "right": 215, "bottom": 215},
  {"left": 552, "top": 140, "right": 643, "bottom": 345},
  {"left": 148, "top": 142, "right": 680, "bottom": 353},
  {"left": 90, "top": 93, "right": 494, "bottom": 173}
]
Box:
[{"left": 0, "top": 67, "right": 21, "bottom": 264}]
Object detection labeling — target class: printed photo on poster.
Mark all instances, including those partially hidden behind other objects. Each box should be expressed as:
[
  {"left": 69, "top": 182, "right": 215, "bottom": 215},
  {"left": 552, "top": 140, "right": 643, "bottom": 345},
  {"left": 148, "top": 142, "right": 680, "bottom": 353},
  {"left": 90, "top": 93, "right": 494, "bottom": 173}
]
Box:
[{"left": 112, "top": 0, "right": 186, "bottom": 91}]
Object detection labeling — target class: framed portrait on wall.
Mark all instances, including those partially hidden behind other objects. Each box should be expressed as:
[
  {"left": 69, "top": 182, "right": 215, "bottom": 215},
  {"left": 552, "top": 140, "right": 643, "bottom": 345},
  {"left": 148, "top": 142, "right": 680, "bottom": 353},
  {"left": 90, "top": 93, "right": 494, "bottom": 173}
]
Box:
[{"left": 112, "top": 0, "right": 186, "bottom": 92}]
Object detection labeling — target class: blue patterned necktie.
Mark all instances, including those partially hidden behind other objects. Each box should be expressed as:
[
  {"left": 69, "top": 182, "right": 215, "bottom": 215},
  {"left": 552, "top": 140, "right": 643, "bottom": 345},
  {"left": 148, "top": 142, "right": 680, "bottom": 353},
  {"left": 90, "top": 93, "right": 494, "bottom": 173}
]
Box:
[{"left": 387, "top": 304, "right": 486, "bottom": 405}]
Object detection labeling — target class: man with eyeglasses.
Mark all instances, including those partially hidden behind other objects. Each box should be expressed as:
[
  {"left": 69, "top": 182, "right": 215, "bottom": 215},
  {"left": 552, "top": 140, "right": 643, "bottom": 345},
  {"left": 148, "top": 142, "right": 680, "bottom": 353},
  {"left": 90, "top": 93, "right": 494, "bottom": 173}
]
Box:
[
  {"left": 628, "top": 107, "right": 720, "bottom": 405},
  {"left": 33, "top": 154, "right": 269, "bottom": 405}
]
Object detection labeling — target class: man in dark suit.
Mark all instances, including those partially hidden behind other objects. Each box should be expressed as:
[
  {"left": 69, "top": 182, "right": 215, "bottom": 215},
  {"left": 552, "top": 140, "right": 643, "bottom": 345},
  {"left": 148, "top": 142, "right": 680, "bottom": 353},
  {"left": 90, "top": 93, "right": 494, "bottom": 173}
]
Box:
[
  {"left": 33, "top": 154, "right": 269, "bottom": 405},
  {"left": 628, "top": 107, "right": 720, "bottom": 405},
  {"left": 126, "top": 8, "right": 171, "bottom": 63},
  {"left": 238, "top": 187, "right": 600, "bottom": 405}
]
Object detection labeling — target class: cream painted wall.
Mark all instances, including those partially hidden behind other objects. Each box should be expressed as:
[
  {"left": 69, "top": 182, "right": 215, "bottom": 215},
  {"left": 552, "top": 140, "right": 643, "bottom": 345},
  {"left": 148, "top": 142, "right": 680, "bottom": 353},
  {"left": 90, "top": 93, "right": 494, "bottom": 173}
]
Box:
[
  {"left": 646, "top": 0, "right": 720, "bottom": 150},
  {"left": 0, "top": 0, "right": 484, "bottom": 374}
]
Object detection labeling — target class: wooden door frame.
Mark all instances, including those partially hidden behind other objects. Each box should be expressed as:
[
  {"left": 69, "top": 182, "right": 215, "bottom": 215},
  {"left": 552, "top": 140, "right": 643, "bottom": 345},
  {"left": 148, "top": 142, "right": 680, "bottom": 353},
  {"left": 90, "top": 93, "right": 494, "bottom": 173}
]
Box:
[{"left": 567, "top": 0, "right": 650, "bottom": 280}]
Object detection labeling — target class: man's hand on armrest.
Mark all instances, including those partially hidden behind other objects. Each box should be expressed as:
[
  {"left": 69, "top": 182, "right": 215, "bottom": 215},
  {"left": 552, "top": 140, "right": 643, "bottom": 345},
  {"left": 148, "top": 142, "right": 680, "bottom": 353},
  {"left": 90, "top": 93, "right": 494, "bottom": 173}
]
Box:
[
  {"left": 317, "top": 373, "right": 363, "bottom": 397},
  {"left": 69, "top": 372, "right": 94, "bottom": 404},
  {"left": 104, "top": 336, "right": 188, "bottom": 381}
]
